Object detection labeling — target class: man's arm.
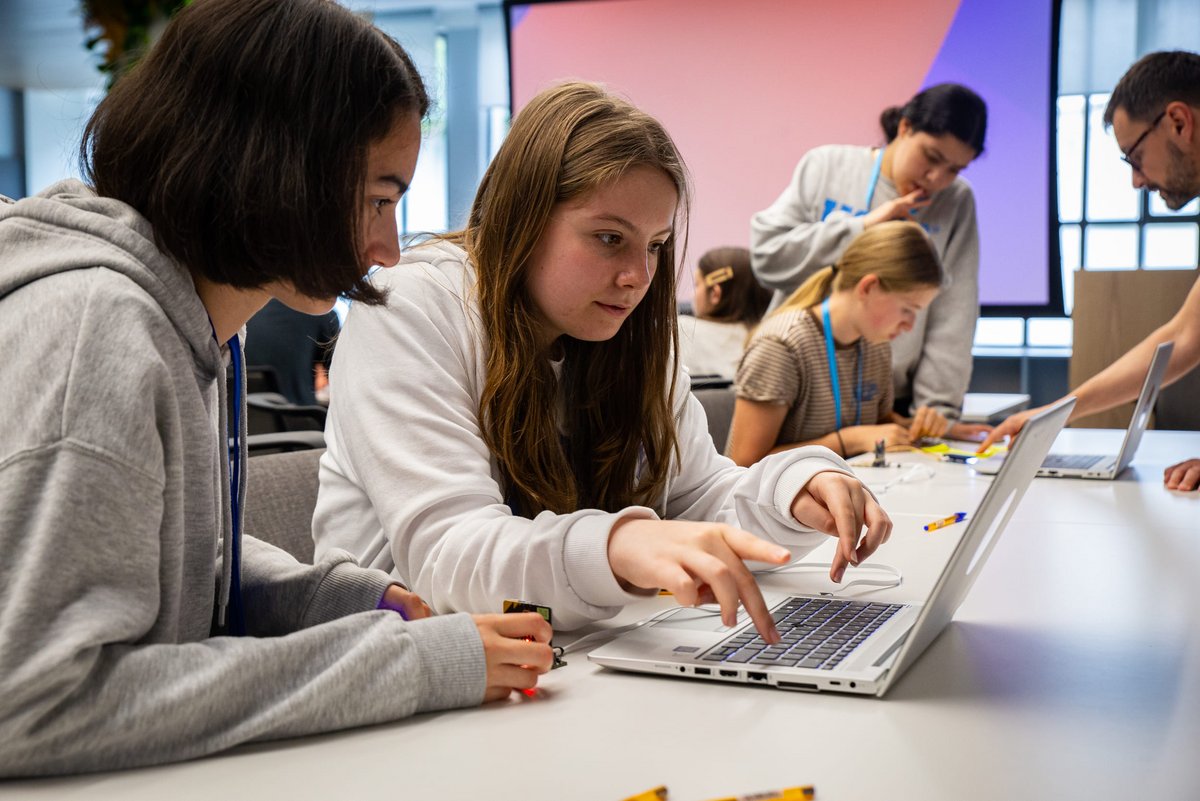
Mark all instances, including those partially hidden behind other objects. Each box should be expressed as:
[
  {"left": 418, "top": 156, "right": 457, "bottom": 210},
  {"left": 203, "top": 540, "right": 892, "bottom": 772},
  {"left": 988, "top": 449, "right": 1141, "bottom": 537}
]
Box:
[
  {"left": 1071, "top": 276, "right": 1200, "bottom": 418},
  {"left": 980, "top": 274, "right": 1200, "bottom": 450}
]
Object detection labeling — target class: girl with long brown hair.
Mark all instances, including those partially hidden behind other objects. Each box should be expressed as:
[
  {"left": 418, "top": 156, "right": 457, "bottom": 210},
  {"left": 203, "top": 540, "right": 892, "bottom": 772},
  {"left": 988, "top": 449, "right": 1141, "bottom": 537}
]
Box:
[{"left": 314, "top": 82, "right": 891, "bottom": 641}]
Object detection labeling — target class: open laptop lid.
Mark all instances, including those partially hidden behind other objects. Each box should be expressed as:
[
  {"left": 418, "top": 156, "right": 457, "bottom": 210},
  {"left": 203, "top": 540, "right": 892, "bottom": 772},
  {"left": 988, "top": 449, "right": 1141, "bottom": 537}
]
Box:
[
  {"left": 1111, "top": 341, "right": 1173, "bottom": 474},
  {"left": 875, "top": 396, "right": 1076, "bottom": 696}
]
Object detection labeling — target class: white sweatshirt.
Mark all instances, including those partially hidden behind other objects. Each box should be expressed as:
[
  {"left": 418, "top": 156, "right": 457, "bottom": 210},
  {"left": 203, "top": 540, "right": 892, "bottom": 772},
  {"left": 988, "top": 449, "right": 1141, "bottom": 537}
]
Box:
[{"left": 313, "top": 240, "right": 855, "bottom": 631}]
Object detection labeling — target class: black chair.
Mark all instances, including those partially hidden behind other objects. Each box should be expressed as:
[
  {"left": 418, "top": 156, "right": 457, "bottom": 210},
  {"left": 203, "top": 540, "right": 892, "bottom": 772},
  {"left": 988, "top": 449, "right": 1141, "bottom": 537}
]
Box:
[
  {"left": 246, "top": 431, "right": 326, "bottom": 455},
  {"left": 689, "top": 374, "right": 734, "bottom": 391},
  {"left": 245, "top": 364, "right": 283, "bottom": 395},
  {"left": 245, "top": 392, "right": 327, "bottom": 435}
]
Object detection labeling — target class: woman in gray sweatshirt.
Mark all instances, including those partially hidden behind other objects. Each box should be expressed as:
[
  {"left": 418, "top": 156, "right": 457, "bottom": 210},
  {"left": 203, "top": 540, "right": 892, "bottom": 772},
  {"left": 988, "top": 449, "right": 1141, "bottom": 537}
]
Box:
[
  {"left": 0, "top": 0, "right": 551, "bottom": 777},
  {"left": 751, "top": 84, "right": 988, "bottom": 420}
]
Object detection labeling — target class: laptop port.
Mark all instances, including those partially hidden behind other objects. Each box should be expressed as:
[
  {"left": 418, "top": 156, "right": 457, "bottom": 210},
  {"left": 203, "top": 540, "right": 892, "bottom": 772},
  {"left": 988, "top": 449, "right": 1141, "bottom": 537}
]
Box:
[
  {"left": 718, "top": 670, "right": 738, "bottom": 678},
  {"left": 694, "top": 667, "right": 711, "bottom": 676},
  {"left": 777, "top": 681, "right": 819, "bottom": 692},
  {"left": 747, "top": 672, "right": 767, "bottom": 682}
]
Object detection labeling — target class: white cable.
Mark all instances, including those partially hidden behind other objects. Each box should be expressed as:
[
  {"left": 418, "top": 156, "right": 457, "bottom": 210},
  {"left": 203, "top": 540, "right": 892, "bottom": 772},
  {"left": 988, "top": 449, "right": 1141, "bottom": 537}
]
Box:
[
  {"left": 559, "top": 605, "right": 710, "bottom": 655},
  {"left": 752, "top": 561, "right": 903, "bottom": 594},
  {"left": 862, "top": 463, "right": 937, "bottom": 495}
]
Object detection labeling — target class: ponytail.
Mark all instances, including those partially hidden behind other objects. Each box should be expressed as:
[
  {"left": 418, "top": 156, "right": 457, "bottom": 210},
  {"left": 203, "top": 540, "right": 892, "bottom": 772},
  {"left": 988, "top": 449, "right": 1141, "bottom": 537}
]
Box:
[
  {"left": 772, "top": 265, "right": 838, "bottom": 317},
  {"left": 769, "top": 221, "right": 942, "bottom": 322}
]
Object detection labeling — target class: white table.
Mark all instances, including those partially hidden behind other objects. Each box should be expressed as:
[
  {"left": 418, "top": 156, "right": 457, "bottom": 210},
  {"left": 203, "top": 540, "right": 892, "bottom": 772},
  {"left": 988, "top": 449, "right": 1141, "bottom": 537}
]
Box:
[{"left": 6, "top": 430, "right": 1200, "bottom": 801}]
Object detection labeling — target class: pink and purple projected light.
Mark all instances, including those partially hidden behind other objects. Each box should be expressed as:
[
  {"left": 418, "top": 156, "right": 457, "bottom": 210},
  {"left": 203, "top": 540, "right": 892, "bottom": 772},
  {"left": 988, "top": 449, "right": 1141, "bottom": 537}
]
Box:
[{"left": 509, "top": 0, "right": 1056, "bottom": 310}]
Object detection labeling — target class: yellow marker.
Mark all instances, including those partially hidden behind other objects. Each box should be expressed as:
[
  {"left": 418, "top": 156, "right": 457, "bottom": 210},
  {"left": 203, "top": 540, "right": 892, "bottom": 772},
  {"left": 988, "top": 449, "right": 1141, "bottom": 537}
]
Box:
[
  {"left": 622, "top": 787, "right": 669, "bottom": 801},
  {"left": 703, "top": 786, "right": 815, "bottom": 801}
]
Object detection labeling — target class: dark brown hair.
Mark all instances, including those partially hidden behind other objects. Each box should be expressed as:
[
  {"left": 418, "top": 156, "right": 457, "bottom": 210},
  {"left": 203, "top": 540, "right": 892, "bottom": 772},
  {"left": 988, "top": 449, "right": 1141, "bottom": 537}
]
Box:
[
  {"left": 696, "top": 246, "right": 770, "bottom": 326},
  {"left": 880, "top": 83, "right": 987, "bottom": 156},
  {"left": 81, "top": 0, "right": 428, "bottom": 304},
  {"left": 1104, "top": 50, "right": 1200, "bottom": 126},
  {"left": 445, "top": 82, "right": 689, "bottom": 516}
]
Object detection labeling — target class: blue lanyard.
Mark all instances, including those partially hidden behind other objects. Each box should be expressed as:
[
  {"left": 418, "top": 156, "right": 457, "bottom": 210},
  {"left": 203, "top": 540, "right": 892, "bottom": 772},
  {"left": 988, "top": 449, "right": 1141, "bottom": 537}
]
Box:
[
  {"left": 864, "top": 147, "right": 884, "bottom": 211},
  {"left": 821, "top": 299, "right": 863, "bottom": 431},
  {"left": 227, "top": 334, "right": 245, "bottom": 636}
]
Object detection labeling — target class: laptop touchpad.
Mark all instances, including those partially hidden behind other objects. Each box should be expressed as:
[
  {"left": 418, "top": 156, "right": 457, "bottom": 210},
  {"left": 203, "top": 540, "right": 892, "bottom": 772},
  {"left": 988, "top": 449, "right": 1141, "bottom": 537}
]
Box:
[{"left": 652, "top": 607, "right": 744, "bottom": 632}]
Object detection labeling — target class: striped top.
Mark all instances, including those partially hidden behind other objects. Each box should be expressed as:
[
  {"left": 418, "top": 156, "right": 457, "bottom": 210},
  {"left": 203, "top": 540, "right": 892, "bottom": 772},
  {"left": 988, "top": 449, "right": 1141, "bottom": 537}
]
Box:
[{"left": 735, "top": 308, "right": 893, "bottom": 446}]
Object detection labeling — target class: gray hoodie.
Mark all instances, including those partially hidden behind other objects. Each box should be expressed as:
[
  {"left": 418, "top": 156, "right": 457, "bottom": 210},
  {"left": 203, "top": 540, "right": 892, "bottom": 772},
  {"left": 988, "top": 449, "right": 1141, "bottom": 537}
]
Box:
[
  {"left": 751, "top": 144, "right": 980, "bottom": 417},
  {"left": 0, "top": 181, "right": 486, "bottom": 776}
]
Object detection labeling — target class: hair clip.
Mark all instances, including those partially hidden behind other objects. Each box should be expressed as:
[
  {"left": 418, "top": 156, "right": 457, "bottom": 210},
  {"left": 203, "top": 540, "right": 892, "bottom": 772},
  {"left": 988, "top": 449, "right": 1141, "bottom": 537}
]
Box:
[{"left": 702, "top": 266, "right": 734, "bottom": 287}]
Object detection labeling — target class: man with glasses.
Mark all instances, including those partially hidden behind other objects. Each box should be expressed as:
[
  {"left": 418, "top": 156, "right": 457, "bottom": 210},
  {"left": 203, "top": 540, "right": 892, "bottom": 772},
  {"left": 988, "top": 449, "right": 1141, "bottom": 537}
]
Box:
[{"left": 980, "top": 50, "right": 1200, "bottom": 491}]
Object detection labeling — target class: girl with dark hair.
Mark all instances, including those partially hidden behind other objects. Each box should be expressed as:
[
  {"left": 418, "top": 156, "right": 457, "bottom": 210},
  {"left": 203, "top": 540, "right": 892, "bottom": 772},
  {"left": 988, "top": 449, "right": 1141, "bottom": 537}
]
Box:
[
  {"left": 0, "top": 0, "right": 550, "bottom": 777},
  {"left": 678, "top": 246, "right": 771, "bottom": 377},
  {"left": 314, "top": 82, "right": 892, "bottom": 645},
  {"left": 751, "top": 83, "right": 988, "bottom": 424}
]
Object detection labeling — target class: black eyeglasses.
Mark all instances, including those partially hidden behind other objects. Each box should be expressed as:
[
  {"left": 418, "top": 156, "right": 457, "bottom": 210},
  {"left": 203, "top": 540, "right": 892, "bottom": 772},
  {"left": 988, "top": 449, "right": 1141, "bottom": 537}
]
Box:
[{"left": 1120, "top": 110, "right": 1167, "bottom": 173}]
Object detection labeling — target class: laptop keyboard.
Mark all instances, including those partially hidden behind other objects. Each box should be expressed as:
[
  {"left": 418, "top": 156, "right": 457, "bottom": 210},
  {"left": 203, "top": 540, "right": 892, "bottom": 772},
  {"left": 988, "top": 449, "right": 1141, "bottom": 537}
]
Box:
[
  {"left": 699, "top": 597, "right": 904, "bottom": 670},
  {"left": 1042, "top": 453, "right": 1105, "bottom": 470}
]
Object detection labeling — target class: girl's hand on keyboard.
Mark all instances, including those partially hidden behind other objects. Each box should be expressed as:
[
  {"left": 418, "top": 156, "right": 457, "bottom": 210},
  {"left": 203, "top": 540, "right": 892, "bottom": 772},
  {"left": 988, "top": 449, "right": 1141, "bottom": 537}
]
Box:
[
  {"left": 607, "top": 519, "right": 791, "bottom": 643},
  {"left": 790, "top": 471, "right": 893, "bottom": 583}
]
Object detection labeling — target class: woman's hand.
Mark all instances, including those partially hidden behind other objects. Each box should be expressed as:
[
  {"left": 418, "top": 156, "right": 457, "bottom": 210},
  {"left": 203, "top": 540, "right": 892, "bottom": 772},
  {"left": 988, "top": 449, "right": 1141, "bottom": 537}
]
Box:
[
  {"left": 946, "top": 421, "right": 993, "bottom": 442},
  {"left": 907, "top": 406, "right": 951, "bottom": 440},
  {"left": 862, "top": 188, "right": 932, "bottom": 228},
  {"left": 790, "top": 471, "right": 893, "bottom": 583},
  {"left": 472, "top": 613, "right": 555, "bottom": 702},
  {"left": 380, "top": 584, "right": 432, "bottom": 620},
  {"left": 607, "top": 518, "right": 792, "bottom": 643}
]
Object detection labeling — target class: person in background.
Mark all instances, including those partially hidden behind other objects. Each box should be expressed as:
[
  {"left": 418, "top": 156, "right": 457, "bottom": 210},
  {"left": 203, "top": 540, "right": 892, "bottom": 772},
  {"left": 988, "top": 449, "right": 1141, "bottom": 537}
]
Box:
[
  {"left": 314, "top": 82, "right": 893, "bottom": 646},
  {"left": 729, "top": 222, "right": 989, "bottom": 467},
  {"left": 0, "top": 0, "right": 550, "bottom": 777},
  {"left": 751, "top": 83, "right": 987, "bottom": 422},
  {"left": 981, "top": 50, "right": 1200, "bottom": 492},
  {"left": 677, "top": 246, "right": 771, "bottom": 379},
  {"left": 245, "top": 298, "right": 339, "bottom": 405}
]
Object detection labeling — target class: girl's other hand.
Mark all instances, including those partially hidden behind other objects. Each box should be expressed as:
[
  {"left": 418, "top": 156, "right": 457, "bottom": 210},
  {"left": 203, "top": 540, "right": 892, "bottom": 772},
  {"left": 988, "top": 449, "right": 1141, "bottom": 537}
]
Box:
[{"left": 790, "top": 471, "right": 893, "bottom": 583}]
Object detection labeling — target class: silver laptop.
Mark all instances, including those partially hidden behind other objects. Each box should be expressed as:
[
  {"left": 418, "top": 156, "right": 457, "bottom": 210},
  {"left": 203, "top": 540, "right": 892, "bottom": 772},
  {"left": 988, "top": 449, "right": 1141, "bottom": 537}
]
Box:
[
  {"left": 588, "top": 397, "right": 1075, "bottom": 697},
  {"left": 976, "top": 341, "right": 1171, "bottom": 480}
]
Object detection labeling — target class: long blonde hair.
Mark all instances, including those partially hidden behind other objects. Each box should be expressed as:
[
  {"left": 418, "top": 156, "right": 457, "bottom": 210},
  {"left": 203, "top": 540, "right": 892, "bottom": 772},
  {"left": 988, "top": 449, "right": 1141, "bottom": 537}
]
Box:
[
  {"left": 773, "top": 221, "right": 942, "bottom": 316},
  {"left": 446, "top": 82, "right": 690, "bottom": 516}
]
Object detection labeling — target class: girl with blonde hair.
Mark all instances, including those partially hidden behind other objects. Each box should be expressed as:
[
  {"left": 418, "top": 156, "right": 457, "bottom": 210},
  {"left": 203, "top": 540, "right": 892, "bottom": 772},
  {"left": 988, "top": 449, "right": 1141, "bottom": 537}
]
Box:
[
  {"left": 314, "top": 82, "right": 891, "bottom": 642},
  {"left": 729, "top": 221, "right": 988, "bottom": 467}
]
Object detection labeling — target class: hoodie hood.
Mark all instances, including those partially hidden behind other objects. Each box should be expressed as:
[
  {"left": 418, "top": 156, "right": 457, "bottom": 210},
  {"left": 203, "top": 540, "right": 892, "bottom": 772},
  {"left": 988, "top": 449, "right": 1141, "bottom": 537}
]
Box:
[
  {"left": 1, "top": 179, "right": 241, "bottom": 629},
  {"left": 0, "top": 180, "right": 222, "bottom": 375}
]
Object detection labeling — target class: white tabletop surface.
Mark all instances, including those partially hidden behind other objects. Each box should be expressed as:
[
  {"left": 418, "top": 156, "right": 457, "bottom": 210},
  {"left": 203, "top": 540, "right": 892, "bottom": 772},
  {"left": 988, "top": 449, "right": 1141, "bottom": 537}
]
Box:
[{"left": 5, "top": 429, "right": 1199, "bottom": 801}]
